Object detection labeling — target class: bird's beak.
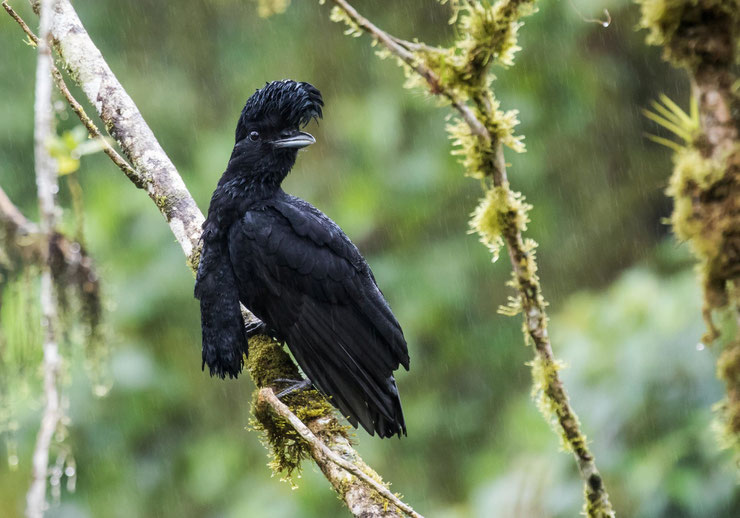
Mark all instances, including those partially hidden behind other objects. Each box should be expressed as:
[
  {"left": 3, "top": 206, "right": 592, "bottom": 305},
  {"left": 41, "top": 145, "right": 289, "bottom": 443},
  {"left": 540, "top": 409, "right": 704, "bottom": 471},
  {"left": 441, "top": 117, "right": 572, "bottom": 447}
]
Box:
[{"left": 272, "top": 131, "right": 316, "bottom": 149}]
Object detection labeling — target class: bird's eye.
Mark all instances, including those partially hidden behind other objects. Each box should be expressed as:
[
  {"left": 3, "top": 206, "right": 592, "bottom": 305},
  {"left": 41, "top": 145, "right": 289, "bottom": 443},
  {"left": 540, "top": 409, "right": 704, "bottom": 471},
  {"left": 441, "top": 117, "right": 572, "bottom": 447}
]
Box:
[{"left": 248, "top": 131, "right": 260, "bottom": 142}]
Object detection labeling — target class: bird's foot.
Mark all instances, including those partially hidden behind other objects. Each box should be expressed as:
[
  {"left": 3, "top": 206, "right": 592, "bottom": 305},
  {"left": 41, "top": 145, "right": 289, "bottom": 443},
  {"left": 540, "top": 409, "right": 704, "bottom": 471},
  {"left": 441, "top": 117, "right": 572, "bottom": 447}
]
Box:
[
  {"left": 273, "top": 378, "right": 313, "bottom": 398},
  {"left": 246, "top": 319, "right": 285, "bottom": 342},
  {"left": 245, "top": 319, "right": 268, "bottom": 339}
]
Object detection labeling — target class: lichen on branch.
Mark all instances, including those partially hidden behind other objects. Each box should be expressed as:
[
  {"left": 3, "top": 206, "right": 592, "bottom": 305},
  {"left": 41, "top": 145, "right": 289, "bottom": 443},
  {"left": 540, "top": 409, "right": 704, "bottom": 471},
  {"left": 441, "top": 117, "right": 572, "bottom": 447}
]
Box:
[{"left": 469, "top": 183, "right": 531, "bottom": 262}]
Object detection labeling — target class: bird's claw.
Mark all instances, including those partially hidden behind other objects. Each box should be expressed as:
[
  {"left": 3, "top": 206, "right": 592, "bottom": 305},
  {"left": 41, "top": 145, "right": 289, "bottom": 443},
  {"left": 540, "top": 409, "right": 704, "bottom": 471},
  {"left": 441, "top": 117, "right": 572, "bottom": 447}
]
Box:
[
  {"left": 245, "top": 319, "right": 268, "bottom": 339},
  {"left": 274, "top": 378, "right": 313, "bottom": 398}
]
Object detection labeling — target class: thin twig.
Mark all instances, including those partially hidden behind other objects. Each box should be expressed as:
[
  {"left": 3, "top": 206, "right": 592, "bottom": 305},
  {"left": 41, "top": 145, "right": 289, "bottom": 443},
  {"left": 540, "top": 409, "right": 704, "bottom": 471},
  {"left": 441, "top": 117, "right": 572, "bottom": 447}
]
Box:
[
  {"left": 327, "top": 1, "right": 615, "bottom": 515},
  {"left": 388, "top": 34, "right": 442, "bottom": 55},
  {"left": 2, "top": 1, "right": 141, "bottom": 188},
  {"left": 3, "top": 0, "right": 33, "bottom": 35},
  {"left": 259, "top": 388, "right": 424, "bottom": 518},
  {"left": 0, "top": 185, "right": 39, "bottom": 235},
  {"left": 26, "top": 1, "right": 62, "bottom": 516},
  {"left": 331, "top": 0, "right": 489, "bottom": 141},
  {"left": 49, "top": 67, "right": 142, "bottom": 187},
  {"left": 0, "top": 184, "right": 44, "bottom": 267}
]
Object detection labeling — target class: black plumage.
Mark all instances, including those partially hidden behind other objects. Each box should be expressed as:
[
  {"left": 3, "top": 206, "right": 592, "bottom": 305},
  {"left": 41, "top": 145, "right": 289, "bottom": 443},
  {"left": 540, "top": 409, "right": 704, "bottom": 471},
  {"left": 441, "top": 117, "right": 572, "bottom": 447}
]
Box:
[{"left": 194, "top": 80, "right": 409, "bottom": 438}]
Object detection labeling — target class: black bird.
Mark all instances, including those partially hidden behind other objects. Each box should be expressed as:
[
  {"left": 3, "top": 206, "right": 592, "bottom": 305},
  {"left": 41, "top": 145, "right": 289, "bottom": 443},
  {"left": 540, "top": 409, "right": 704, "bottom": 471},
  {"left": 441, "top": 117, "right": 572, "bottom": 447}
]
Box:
[{"left": 194, "top": 80, "right": 409, "bottom": 438}]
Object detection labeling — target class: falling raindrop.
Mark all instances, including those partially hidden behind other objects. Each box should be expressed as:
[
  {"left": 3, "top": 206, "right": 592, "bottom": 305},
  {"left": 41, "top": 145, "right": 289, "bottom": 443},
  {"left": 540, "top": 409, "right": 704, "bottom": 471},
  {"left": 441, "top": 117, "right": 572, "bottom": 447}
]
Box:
[{"left": 93, "top": 384, "right": 111, "bottom": 397}]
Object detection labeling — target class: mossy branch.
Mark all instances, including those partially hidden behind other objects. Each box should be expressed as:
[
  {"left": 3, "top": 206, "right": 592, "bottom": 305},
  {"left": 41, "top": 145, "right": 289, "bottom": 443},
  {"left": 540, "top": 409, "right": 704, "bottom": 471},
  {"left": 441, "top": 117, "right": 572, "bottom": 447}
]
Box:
[
  {"left": 637, "top": 0, "right": 740, "bottom": 458},
  {"left": 325, "top": 0, "right": 615, "bottom": 515},
  {"left": 257, "top": 383, "right": 423, "bottom": 518},
  {"left": 6, "top": 1, "right": 421, "bottom": 515}
]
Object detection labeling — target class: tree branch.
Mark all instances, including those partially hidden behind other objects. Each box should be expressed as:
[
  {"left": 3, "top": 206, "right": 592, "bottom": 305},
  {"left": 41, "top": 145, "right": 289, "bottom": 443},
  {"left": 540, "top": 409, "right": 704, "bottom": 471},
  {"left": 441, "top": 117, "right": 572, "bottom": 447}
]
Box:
[
  {"left": 326, "top": 1, "right": 615, "bottom": 516},
  {"left": 6, "top": 1, "right": 422, "bottom": 515},
  {"left": 330, "top": 0, "right": 489, "bottom": 141},
  {"left": 26, "top": 1, "right": 62, "bottom": 516},
  {"left": 259, "top": 388, "right": 423, "bottom": 518},
  {"left": 0, "top": 185, "right": 39, "bottom": 239}
]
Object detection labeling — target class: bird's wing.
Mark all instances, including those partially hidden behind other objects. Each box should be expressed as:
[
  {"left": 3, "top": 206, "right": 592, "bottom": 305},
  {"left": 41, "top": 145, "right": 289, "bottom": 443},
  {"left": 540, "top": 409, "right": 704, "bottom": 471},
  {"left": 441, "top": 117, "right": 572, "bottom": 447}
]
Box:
[
  {"left": 194, "top": 236, "right": 249, "bottom": 379},
  {"left": 229, "top": 196, "right": 409, "bottom": 437}
]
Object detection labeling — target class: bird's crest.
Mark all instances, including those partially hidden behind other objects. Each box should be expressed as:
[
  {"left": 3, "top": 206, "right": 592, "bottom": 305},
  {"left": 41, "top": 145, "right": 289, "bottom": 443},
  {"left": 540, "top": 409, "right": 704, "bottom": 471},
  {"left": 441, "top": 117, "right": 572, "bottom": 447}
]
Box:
[{"left": 236, "top": 80, "right": 323, "bottom": 143}]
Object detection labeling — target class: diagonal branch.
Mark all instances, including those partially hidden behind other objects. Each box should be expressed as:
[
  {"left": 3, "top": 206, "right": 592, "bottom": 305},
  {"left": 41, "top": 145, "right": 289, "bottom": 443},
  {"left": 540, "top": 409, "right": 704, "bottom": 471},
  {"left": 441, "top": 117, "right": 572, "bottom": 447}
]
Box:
[
  {"left": 0, "top": 185, "right": 39, "bottom": 236},
  {"left": 259, "top": 388, "right": 423, "bottom": 518},
  {"left": 331, "top": 0, "right": 489, "bottom": 142},
  {"left": 6, "top": 1, "right": 422, "bottom": 516},
  {"left": 326, "top": 1, "right": 615, "bottom": 516}
]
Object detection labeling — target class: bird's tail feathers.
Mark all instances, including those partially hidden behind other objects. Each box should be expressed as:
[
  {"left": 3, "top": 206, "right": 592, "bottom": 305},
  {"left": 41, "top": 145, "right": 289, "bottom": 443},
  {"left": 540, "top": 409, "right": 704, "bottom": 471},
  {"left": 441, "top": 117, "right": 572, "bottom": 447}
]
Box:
[{"left": 289, "top": 301, "right": 406, "bottom": 438}]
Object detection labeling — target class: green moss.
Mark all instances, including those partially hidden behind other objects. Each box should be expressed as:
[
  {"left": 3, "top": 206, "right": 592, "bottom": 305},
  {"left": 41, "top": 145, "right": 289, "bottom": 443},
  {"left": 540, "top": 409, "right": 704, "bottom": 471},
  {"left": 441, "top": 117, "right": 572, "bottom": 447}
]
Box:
[
  {"left": 637, "top": 0, "right": 693, "bottom": 47},
  {"left": 667, "top": 148, "right": 722, "bottom": 244},
  {"left": 330, "top": 0, "right": 535, "bottom": 146},
  {"left": 665, "top": 146, "right": 738, "bottom": 341},
  {"left": 446, "top": 102, "right": 524, "bottom": 176},
  {"left": 584, "top": 482, "right": 617, "bottom": 518},
  {"left": 329, "top": 6, "right": 363, "bottom": 38},
  {"left": 250, "top": 395, "right": 310, "bottom": 484},
  {"left": 636, "top": 0, "right": 740, "bottom": 67},
  {"left": 334, "top": 456, "right": 398, "bottom": 513},
  {"left": 154, "top": 194, "right": 169, "bottom": 212},
  {"left": 246, "top": 335, "right": 301, "bottom": 388},
  {"left": 246, "top": 336, "right": 344, "bottom": 483},
  {"left": 470, "top": 183, "right": 532, "bottom": 262},
  {"left": 716, "top": 339, "right": 740, "bottom": 456},
  {"left": 717, "top": 339, "right": 740, "bottom": 388},
  {"left": 499, "top": 271, "right": 524, "bottom": 317},
  {"left": 455, "top": 0, "right": 537, "bottom": 72},
  {"left": 470, "top": 185, "right": 507, "bottom": 261},
  {"left": 527, "top": 355, "right": 579, "bottom": 452},
  {"left": 185, "top": 242, "right": 202, "bottom": 275},
  {"left": 414, "top": 0, "right": 537, "bottom": 95},
  {"left": 639, "top": 0, "right": 740, "bottom": 464}
]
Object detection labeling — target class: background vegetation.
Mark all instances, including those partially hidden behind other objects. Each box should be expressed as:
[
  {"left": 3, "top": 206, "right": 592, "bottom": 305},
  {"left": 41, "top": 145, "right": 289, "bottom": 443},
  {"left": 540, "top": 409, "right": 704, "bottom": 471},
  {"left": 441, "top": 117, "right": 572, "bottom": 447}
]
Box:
[{"left": 0, "top": 0, "right": 737, "bottom": 516}]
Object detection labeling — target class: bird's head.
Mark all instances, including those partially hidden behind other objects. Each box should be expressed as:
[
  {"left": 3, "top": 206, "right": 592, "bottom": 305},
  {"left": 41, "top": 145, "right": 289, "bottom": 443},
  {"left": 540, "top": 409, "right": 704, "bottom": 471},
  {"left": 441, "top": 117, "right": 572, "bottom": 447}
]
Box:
[{"left": 228, "top": 80, "right": 323, "bottom": 182}]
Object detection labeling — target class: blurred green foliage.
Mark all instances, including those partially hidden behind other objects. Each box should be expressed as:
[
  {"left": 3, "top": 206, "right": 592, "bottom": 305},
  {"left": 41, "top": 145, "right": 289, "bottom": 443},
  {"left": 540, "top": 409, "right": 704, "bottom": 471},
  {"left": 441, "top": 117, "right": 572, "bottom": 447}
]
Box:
[{"left": 0, "top": 0, "right": 737, "bottom": 516}]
